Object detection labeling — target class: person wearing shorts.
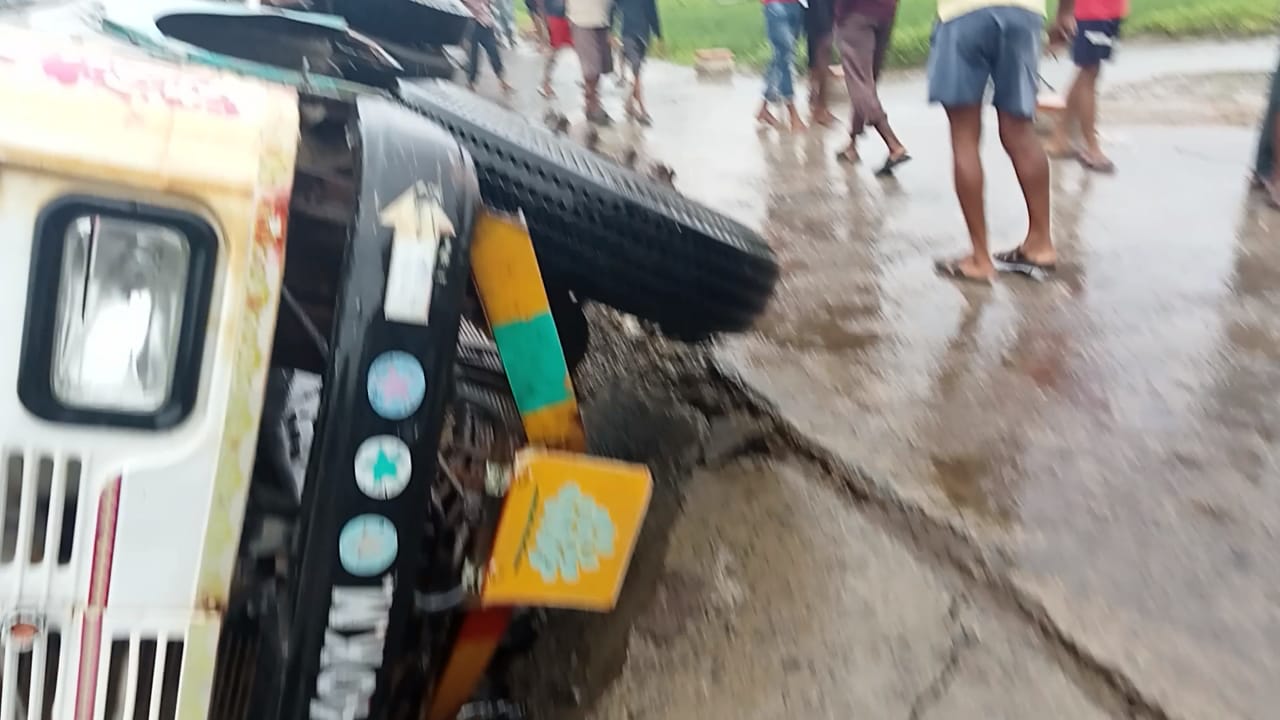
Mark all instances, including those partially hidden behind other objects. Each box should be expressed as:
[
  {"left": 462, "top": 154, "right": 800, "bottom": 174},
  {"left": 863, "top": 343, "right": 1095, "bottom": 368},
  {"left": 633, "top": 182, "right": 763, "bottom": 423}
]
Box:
[
  {"left": 614, "top": 0, "right": 661, "bottom": 124},
  {"left": 805, "top": 0, "right": 838, "bottom": 126},
  {"left": 567, "top": 0, "right": 616, "bottom": 125},
  {"left": 538, "top": 0, "right": 575, "bottom": 98},
  {"left": 1045, "top": 0, "right": 1127, "bottom": 172},
  {"left": 928, "top": 0, "right": 1074, "bottom": 284}
]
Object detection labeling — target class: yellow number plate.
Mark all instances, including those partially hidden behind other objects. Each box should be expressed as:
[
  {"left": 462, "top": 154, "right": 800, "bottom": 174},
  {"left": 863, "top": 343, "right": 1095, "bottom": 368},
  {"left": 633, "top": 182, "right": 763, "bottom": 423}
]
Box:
[{"left": 480, "top": 449, "right": 652, "bottom": 611}]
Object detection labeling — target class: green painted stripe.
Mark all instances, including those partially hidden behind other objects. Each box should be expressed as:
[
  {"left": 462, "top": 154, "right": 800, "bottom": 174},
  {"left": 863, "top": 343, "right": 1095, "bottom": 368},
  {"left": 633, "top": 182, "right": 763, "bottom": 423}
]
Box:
[{"left": 491, "top": 312, "right": 572, "bottom": 414}]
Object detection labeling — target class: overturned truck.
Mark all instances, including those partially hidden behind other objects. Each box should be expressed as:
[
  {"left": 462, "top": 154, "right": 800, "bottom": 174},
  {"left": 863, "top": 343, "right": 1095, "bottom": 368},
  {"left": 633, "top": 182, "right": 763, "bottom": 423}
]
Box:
[{"left": 0, "top": 18, "right": 776, "bottom": 720}]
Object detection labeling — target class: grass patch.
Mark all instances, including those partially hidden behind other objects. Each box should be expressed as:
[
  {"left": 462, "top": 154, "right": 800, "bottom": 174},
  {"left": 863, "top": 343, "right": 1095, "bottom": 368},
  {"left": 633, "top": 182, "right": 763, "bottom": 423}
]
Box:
[{"left": 631, "top": 0, "right": 1280, "bottom": 68}]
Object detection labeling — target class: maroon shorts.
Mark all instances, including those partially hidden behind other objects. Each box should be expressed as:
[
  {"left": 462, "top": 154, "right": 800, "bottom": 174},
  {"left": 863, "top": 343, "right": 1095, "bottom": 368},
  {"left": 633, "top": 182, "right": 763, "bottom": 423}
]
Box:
[{"left": 546, "top": 16, "right": 573, "bottom": 48}]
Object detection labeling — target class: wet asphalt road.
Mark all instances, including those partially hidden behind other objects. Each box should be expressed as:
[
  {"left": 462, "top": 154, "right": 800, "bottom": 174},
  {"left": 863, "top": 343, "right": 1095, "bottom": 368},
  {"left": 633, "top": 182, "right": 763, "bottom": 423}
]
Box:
[
  {"left": 9, "top": 3, "right": 1280, "bottom": 716},
  {"left": 488, "top": 35, "right": 1280, "bottom": 720}
]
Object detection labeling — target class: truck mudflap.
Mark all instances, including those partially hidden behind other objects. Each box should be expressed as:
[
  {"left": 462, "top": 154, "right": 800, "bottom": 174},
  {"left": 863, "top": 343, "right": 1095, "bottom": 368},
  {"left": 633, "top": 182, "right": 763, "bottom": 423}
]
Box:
[{"left": 274, "top": 94, "right": 477, "bottom": 720}]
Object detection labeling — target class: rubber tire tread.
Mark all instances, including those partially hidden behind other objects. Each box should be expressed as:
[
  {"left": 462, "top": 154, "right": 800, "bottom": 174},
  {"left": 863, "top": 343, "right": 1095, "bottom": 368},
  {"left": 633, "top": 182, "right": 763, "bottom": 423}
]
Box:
[{"left": 396, "top": 80, "right": 779, "bottom": 337}]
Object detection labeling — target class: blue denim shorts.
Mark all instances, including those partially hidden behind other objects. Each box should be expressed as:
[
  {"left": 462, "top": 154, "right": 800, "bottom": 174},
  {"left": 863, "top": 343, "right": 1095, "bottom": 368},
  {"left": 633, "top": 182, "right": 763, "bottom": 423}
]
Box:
[
  {"left": 1073, "top": 18, "right": 1122, "bottom": 66},
  {"left": 927, "top": 6, "right": 1044, "bottom": 118}
]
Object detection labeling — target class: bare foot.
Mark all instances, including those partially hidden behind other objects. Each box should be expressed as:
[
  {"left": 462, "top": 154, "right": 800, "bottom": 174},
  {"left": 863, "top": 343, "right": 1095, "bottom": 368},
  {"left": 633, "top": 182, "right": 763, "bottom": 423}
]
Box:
[
  {"left": 1000, "top": 239, "right": 1057, "bottom": 268},
  {"left": 756, "top": 106, "right": 781, "bottom": 129},
  {"left": 787, "top": 107, "right": 807, "bottom": 133},
  {"left": 812, "top": 107, "right": 838, "bottom": 127},
  {"left": 1077, "top": 147, "right": 1115, "bottom": 174},
  {"left": 835, "top": 143, "right": 858, "bottom": 164}
]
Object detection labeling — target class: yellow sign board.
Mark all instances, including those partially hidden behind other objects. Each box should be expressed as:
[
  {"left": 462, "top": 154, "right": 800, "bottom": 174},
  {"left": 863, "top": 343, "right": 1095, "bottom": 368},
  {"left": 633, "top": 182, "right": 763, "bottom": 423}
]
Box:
[{"left": 481, "top": 450, "right": 652, "bottom": 611}]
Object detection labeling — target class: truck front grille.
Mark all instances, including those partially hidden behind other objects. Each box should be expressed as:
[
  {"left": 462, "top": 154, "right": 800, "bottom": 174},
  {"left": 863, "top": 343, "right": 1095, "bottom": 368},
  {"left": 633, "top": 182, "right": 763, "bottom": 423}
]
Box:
[
  {"left": 99, "top": 634, "right": 184, "bottom": 720},
  {"left": 0, "top": 627, "right": 63, "bottom": 720},
  {"left": 1, "top": 624, "right": 185, "bottom": 720},
  {"left": 0, "top": 449, "right": 85, "bottom": 571}
]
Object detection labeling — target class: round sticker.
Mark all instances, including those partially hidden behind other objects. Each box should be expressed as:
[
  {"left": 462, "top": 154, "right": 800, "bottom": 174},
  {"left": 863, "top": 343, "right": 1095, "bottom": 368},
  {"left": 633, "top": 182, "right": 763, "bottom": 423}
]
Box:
[
  {"left": 354, "top": 435, "right": 413, "bottom": 501},
  {"left": 367, "top": 351, "right": 426, "bottom": 420},
  {"left": 338, "top": 514, "right": 399, "bottom": 577}
]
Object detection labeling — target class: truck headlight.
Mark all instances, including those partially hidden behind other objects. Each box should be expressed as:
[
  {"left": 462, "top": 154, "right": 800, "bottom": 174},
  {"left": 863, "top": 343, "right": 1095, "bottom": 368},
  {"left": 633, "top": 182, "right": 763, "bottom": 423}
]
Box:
[
  {"left": 20, "top": 197, "right": 218, "bottom": 429},
  {"left": 52, "top": 215, "right": 191, "bottom": 412}
]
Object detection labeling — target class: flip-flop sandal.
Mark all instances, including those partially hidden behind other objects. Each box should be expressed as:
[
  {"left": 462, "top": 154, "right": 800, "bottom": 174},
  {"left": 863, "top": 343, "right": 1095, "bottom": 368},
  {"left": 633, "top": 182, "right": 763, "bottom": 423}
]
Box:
[
  {"left": 875, "top": 152, "right": 912, "bottom": 177},
  {"left": 994, "top": 248, "right": 1057, "bottom": 279},
  {"left": 935, "top": 258, "right": 994, "bottom": 286},
  {"left": 1077, "top": 153, "right": 1116, "bottom": 174},
  {"left": 628, "top": 109, "right": 654, "bottom": 127}
]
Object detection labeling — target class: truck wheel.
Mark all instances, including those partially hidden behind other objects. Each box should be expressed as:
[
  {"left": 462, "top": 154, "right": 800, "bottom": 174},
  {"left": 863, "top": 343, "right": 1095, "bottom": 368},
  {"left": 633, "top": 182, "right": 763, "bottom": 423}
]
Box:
[{"left": 397, "top": 81, "right": 780, "bottom": 339}]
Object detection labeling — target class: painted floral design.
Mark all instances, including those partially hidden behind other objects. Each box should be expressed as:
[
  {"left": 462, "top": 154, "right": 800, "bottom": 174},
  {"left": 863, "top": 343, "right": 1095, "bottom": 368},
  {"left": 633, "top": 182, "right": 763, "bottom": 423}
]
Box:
[{"left": 528, "top": 483, "right": 615, "bottom": 584}]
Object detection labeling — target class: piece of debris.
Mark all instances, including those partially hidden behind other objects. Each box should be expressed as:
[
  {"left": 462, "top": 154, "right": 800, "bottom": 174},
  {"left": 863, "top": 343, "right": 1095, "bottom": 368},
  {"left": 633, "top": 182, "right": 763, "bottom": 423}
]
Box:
[
  {"left": 646, "top": 161, "right": 676, "bottom": 187},
  {"left": 694, "top": 48, "right": 735, "bottom": 79},
  {"left": 543, "top": 108, "right": 570, "bottom": 135}
]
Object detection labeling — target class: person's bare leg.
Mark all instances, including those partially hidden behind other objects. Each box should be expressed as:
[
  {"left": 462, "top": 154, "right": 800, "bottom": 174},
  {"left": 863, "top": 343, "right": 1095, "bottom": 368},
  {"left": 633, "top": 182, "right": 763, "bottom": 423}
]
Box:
[
  {"left": 873, "top": 119, "right": 907, "bottom": 159},
  {"left": 786, "top": 101, "right": 807, "bottom": 132},
  {"left": 944, "top": 105, "right": 996, "bottom": 279},
  {"left": 836, "top": 136, "right": 858, "bottom": 163},
  {"left": 629, "top": 69, "right": 652, "bottom": 123},
  {"left": 541, "top": 48, "right": 559, "bottom": 97},
  {"left": 757, "top": 100, "right": 781, "bottom": 128},
  {"left": 998, "top": 110, "right": 1056, "bottom": 264},
  {"left": 811, "top": 68, "right": 837, "bottom": 125},
  {"left": 1046, "top": 68, "right": 1084, "bottom": 157},
  {"left": 1073, "top": 64, "right": 1111, "bottom": 167}
]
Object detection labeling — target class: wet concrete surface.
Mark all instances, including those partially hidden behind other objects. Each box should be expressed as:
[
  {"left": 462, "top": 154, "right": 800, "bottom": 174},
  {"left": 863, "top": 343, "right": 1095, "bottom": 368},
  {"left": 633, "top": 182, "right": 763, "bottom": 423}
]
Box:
[
  {"left": 485, "top": 35, "right": 1280, "bottom": 720},
  {"left": 704, "top": 44, "right": 1280, "bottom": 720},
  {"left": 514, "top": 312, "right": 1115, "bottom": 720},
  {"left": 534, "top": 456, "right": 1109, "bottom": 720},
  {"left": 8, "top": 4, "right": 1280, "bottom": 716}
]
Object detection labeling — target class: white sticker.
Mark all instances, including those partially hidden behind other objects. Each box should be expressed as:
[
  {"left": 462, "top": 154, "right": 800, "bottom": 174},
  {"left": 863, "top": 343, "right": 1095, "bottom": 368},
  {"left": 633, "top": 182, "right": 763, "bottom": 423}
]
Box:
[
  {"left": 384, "top": 239, "right": 437, "bottom": 325},
  {"left": 379, "top": 181, "right": 455, "bottom": 326}
]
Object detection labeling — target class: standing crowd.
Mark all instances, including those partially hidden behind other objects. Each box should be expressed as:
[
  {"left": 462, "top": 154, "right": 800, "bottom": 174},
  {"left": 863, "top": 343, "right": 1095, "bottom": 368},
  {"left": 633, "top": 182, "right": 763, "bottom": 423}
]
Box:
[
  {"left": 757, "top": 0, "right": 1133, "bottom": 282},
  {"left": 463, "top": 0, "right": 662, "bottom": 126},
  {"left": 455, "top": 0, "right": 1279, "bottom": 282}
]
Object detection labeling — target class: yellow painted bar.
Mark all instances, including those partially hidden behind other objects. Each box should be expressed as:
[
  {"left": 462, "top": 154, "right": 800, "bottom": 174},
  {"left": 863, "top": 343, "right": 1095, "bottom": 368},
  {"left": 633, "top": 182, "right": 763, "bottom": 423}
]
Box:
[
  {"left": 426, "top": 208, "right": 587, "bottom": 720},
  {"left": 468, "top": 209, "right": 558, "bottom": 325}
]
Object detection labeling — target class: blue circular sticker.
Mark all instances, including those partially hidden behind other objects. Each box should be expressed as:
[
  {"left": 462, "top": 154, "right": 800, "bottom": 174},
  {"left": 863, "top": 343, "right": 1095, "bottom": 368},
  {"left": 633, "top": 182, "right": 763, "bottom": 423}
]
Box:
[
  {"left": 354, "top": 435, "right": 412, "bottom": 501},
  {"left": 367, "top": 351, "right": 426, "bottom": 420},
  {"left": 338, "top": 514, "right": 399, "bottom": 577}
]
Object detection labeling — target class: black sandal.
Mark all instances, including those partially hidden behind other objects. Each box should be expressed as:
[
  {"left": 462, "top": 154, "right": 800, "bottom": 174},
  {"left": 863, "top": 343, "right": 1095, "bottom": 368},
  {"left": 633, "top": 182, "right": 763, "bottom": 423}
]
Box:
[
  {"left": 934, "top": 258, "right": 994, "bottom": 285},
  {"left": 994, "top": 248, "right": 1057, "bottom": 278},
  {"left": 875, "top": 152, "right": 913, "bottom": 177}
]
